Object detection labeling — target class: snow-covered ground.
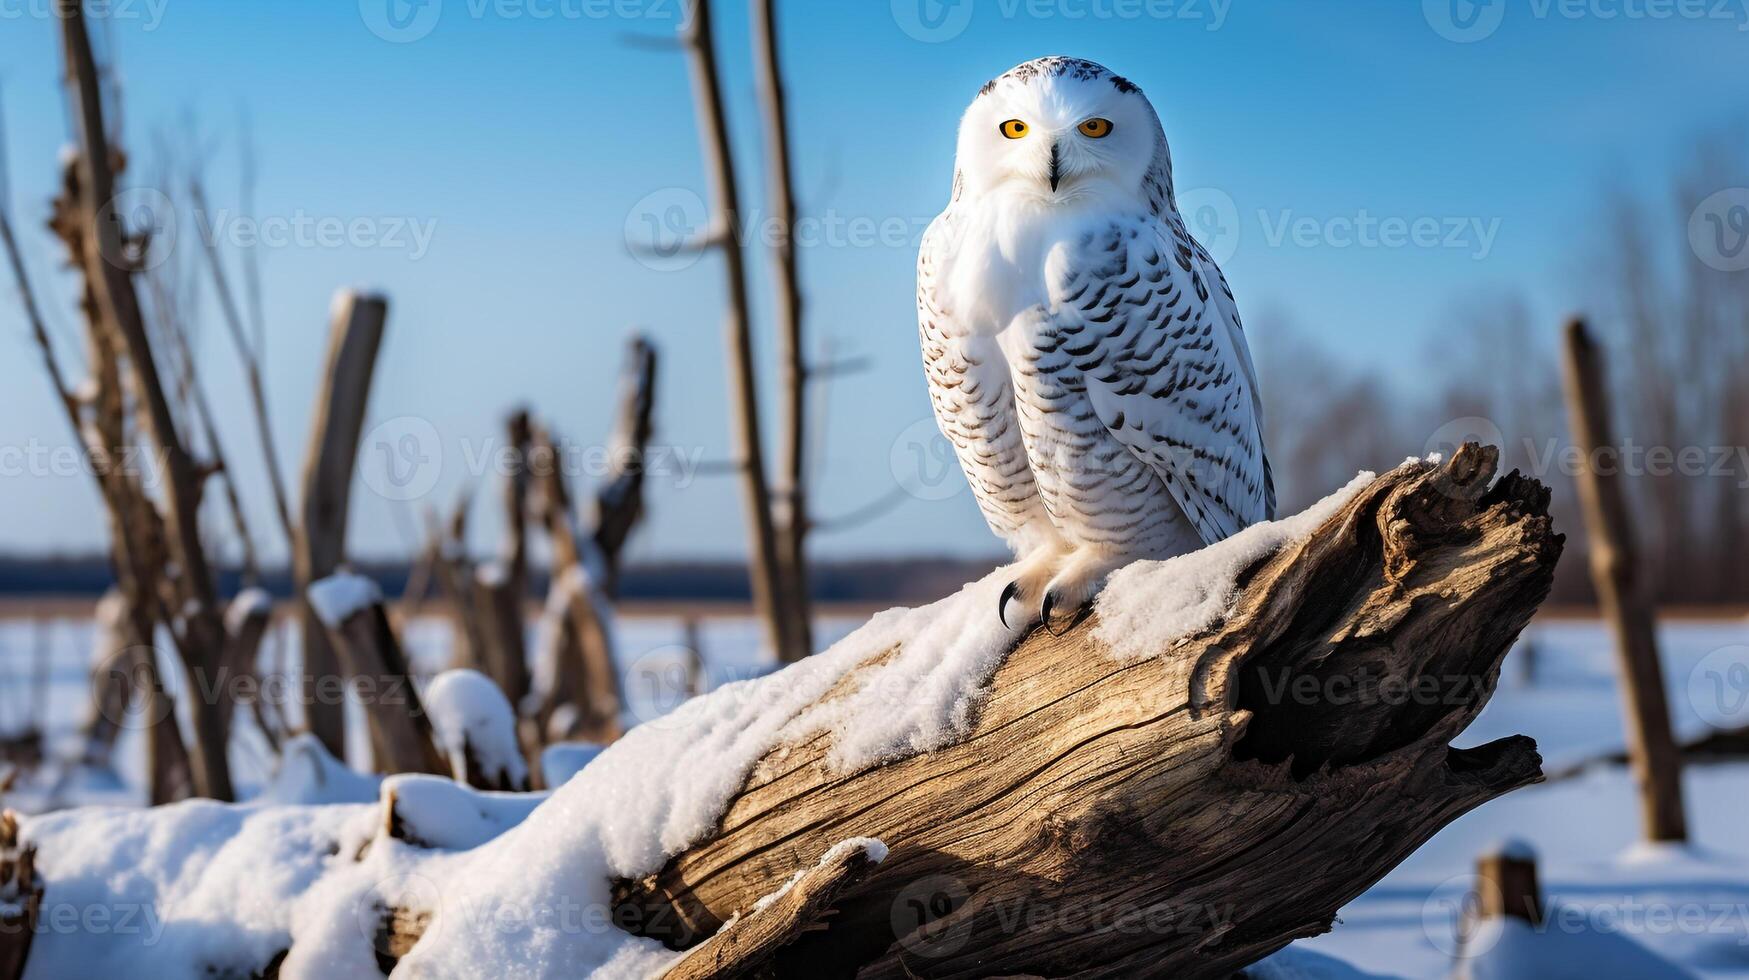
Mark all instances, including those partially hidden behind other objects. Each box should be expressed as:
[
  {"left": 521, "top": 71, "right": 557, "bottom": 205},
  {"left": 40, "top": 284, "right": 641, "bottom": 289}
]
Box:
[{"left": 1, "top": 608, "right": 1745, "bottom": 977}]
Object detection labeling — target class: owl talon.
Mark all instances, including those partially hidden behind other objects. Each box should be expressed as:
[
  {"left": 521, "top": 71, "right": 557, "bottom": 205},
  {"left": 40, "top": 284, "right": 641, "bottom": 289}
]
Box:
[
  {"left": 998, "top": 581, "right": 1021, "bottom": 629},
  {"left": 1039, "top": 591, "right": 1089, "bottom": 636}
]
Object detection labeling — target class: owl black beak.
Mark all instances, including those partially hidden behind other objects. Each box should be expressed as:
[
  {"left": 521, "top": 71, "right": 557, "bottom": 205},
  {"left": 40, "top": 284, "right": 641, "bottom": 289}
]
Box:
[{"left": 1048, "top": 140, "right": 1062, "bottom": 193}]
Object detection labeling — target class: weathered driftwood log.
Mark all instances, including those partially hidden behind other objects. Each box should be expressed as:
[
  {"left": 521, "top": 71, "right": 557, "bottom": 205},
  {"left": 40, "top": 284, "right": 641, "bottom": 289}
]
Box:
[{"left": 613, "top": 446, "right": 1561, "bottom": 978}]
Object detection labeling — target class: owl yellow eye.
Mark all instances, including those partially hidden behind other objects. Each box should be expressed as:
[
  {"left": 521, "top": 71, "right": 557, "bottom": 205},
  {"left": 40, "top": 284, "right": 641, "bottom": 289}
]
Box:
[
  {"left": 1078, "top": 118, "right": 1113, "bottom": 138},
  {"left": 999, "top": 119, "right": 1029, "bottom": 140}
]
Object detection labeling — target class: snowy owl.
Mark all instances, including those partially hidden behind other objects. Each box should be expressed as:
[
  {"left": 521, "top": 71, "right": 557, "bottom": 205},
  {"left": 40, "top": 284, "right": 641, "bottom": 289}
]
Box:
[{"left": 917, "top": 56, "right": 1274, "bottom": 631}]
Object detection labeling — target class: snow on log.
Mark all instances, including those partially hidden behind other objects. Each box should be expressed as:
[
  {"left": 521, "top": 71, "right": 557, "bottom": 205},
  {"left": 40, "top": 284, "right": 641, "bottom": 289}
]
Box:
[{"left": 9, "top": 448, "right": 1559, "bottom": 979}]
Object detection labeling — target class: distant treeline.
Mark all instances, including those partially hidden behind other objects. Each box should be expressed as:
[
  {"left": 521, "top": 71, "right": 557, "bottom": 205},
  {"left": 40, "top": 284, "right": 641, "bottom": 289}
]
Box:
[
  {"left": 1258, "top": 132, "right": 1748, "bottom": 606},
  {"left": 0, "top": 555, "right": 1001, "bottom": 606}
]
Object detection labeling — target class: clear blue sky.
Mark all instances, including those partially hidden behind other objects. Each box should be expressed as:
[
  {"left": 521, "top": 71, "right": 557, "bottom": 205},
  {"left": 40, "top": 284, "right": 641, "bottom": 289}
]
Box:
[{"left": 1, "top": 0, "right": 1744, "bottom": 564}]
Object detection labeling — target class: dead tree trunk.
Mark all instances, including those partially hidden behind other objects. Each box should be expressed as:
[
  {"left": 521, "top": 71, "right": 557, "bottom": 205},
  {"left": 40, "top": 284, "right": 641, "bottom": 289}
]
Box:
[
  {"left": 57, "top": 0, "right": 232, "bottom": 800},
  {"left": 612, "top": 446, "right": 1560, "bottom": 978},
  {"left": 530, "top": 337, "right": 657, "bottom": 743},
  {"left": 474, "top": 409, "right": 535, "bottom": 705},
  {"left": 588, "top": 336, "right": 658, "bottom": 597},
  {"left": 750, "top": 0, "right": 815, "bottom": 662},
  {"left": 294, "top": 291, "right": 388, "bottom": 759},
  {"left": 1560, "top": 318, "right": 1688, "bottom": 843},
  {"left": 680, "top": 0, "right": 799, "bottom": 665},
  {"left": 530, "top": 424, "right": 624, "bottom": 744}
]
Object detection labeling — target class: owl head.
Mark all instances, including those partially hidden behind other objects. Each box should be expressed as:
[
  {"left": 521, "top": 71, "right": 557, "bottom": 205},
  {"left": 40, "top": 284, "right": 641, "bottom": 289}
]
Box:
[{"left": 953, "top": 57, "right": 1171, "bottom": 209}]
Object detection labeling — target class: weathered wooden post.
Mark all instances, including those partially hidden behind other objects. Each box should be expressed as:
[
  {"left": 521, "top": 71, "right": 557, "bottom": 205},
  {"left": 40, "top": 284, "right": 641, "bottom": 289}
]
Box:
[
  {"left": 1474, "top": 841, "right": 1543, "bottom": 926},
  {"left": 1560, "top": 317, "right": 1688, "bottom": 842},
  {"left": 309, "top": 572, "right": 447, "bottom": 777},
  {"left": 295, "top": 291, "right": 388, "bottom": 759}
]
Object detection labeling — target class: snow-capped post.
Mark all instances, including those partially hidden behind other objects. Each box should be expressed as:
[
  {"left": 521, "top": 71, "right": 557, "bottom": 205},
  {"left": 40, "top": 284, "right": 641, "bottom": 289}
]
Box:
[
  {"left": 423, "top": 669, "right": 531, "bottom": 792},
  {"left": 1560, "top": 318, "right": 1688, "bottom": 844},
  {"left": 307, "top": 572, "right": 447, "bottom": 777},
  {"left": 610, "top": 446, "right": 1560, "bottom": 976},
  {"left": 293, "top": 290, "right": 388, "bottom": 761},
  {"left": 215, "top": 589, "right": 274, "bottom": 739}
]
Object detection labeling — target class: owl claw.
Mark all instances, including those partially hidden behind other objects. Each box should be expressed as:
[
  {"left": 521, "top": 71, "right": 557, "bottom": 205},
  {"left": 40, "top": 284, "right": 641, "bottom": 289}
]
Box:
[
  {"left": 1040, "top": 590, "right": 1091, "bottom": 636},
  {"left": 998, "top": 581, "right": 1021, "bottom": 628}
]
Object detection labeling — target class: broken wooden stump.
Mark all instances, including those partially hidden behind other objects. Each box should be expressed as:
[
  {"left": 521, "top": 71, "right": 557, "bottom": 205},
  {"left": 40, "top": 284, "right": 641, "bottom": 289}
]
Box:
[
  {"left": 1472, "top": 841, "right": 1543, "bottom": 927},
  {"left": 308, "top": 573, "right": 447, "bottom": 777}
]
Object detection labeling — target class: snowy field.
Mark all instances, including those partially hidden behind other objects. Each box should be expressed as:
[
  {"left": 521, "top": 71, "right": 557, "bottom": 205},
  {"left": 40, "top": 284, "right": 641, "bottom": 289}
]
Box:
[{"left": 1, "top": 610, "right": 1746, "bottom": 977}]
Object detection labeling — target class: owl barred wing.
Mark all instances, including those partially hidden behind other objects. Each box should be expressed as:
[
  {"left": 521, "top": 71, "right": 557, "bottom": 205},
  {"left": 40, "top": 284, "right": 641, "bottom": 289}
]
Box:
[
  {"left": 1192, "top": 236, "right": 1277, "bottom": 519},
  {"left": 1048, "top": 215, "right": 1273, "bottom": 545}
]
